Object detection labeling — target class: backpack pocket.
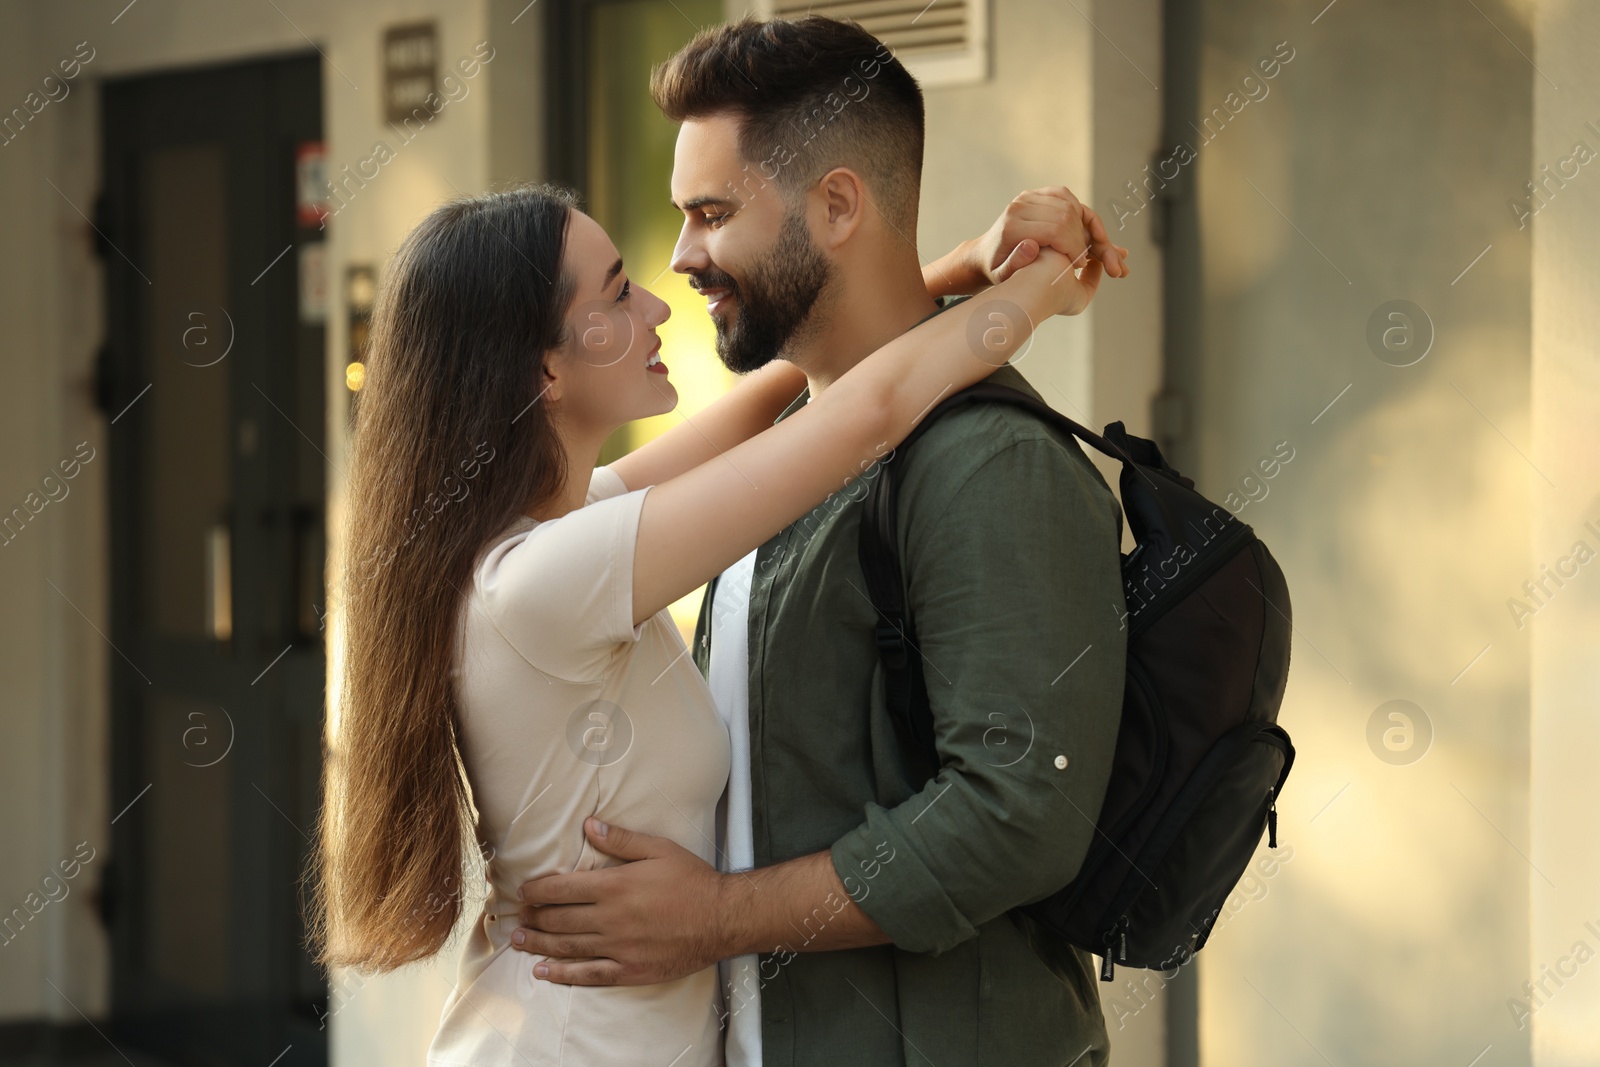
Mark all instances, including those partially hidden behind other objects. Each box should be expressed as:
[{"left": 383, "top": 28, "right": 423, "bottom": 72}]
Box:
[{"left": 1101, "top": 723, "right": 1293, "bottom": 972}]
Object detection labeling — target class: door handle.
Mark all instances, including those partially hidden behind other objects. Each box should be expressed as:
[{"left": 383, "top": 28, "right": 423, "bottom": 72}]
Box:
[{"left": 206, "top": 520, "right": 232, "bottom": 641}]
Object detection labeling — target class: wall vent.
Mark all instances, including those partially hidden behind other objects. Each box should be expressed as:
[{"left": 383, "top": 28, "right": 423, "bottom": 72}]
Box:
[{"left": 752, "top": 1, "right": 989, "bottom": 86}]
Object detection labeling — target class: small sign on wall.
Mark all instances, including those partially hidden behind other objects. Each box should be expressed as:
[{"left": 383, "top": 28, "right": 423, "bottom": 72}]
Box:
[
  {"left": 384, "top": 22, "right": 438, "bottom": 124},
  {"left": 295, "top": 141, "right": 328, "bottom": 227}
]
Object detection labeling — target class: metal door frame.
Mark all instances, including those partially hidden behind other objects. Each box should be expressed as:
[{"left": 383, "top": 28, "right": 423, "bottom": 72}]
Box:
[{"left": 98, "top": 49, "right": 328, "bottom": 1067}]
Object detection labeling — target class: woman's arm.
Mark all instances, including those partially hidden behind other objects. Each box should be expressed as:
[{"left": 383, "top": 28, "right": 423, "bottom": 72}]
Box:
[
  {"left": 611, "top": 188, "right": 1126, "bottom": 494},
  {"left": 629, "top": 244, "right": 1099, "bottom": 625},
  {"left": 608, "top": 359, "right": 807, "bottom": 492}
]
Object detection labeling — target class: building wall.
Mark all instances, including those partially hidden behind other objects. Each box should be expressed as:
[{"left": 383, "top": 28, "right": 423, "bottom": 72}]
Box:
[
  {"left": 1530, "top": 1, "right": 1600, "bottom": 1062},
  {"left": 1184, "top": 0, "right": 1546, "bottom": 1064},
  {"left": 1084, "top": 1, "right": 1167, "bottom": 1060},
  {"left": 0, "top": 0, "right": 114, "bottom": 1024},
  {"left": 918, "top": 0, "right": 1094, "bottom": 426},
  {"left": 1090, "top": 0, "right": 1165, "bottom": 450}
]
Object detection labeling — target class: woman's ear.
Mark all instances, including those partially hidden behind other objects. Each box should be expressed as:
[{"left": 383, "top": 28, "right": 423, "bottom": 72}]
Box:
[{"left": 537, "top": 350, "right": 563, "bottom": 406}]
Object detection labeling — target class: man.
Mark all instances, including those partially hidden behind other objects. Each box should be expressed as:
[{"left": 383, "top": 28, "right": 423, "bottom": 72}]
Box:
[{"left": 513, "top": 15, "right": 1131, "bottom": 1065}]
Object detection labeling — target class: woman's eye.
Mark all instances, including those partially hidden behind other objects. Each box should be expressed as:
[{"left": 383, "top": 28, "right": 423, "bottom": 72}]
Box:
[{"left": 614, "top": 278, "right": 631, "bottom": 303}]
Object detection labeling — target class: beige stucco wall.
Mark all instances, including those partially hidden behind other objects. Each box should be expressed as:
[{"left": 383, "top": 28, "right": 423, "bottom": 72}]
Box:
[
  {"left": 1180, "top": 1, "right": 1582, "bottom": 1065},
  {"left": 1530, "top": 0, "right": 1600, "bottom": 1063},
  {"left": 1, "top": 1, "right": 116, "bottom": 1024}
]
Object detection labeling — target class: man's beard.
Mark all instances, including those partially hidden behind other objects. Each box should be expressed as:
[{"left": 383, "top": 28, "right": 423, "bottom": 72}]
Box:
[{"left": 699, "top": 207, "right": 833, "bottom": 374}]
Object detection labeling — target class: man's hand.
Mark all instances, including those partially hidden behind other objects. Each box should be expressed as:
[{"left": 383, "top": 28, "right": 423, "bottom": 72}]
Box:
[
  {"left": 512, "top": 817, "right": 727, "bottom": 986},
  {"left": 924, "top": 186, "right": 1130, "bottom": 299},
  {"left": 512, "top": 817, "right": 890, "bottom": 986}
]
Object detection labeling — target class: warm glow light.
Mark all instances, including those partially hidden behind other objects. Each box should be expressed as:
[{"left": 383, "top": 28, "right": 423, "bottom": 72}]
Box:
[
  {"left": 345, "top": 361, "right": 365, "bottom": 391},
  {"left": 625, "top": 245, "right": 736, "bottom": 642},
  {"left": 324, "top": 493, "right": 345, "bottom": 745}
]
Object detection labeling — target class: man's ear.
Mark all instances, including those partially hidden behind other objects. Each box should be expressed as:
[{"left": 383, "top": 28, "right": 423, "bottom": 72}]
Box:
[{"left": 814, "top": 166, "right": 869, "bottom": 250}]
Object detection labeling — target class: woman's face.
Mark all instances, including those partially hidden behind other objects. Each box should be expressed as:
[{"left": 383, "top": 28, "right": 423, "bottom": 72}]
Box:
[{"left": 546, "top": 211, "right": 675, "bottom": 434}]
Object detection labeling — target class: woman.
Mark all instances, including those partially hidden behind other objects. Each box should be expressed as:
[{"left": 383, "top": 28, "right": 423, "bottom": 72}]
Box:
[{"left": 309, "top": 183, "right": 1113, "bottom": 1064}]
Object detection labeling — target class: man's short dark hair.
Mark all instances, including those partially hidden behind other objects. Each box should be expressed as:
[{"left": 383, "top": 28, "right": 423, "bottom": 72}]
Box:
[{"left": 651, "top": 15, "right": 925, "bottom": 234}]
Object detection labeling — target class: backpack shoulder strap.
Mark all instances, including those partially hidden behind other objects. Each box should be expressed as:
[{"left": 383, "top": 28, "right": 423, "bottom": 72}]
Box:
[{"left": 858, "top": 382, "right": 1132, "bottom": 778}]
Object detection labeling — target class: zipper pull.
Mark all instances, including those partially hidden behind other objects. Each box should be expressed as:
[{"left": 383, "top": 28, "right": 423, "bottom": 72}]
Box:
[
  {"left": 1100, "top": 916, "right": 1127, "bottom": 982},
  {"left": 1268, "top": 789, "right": 1279, "bottom": 849}
]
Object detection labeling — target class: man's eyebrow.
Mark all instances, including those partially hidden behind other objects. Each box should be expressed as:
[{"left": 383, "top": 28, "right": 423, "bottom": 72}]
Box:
[
  {"left": 602, "top": 257, "right": 623, "bottom": 289},
  {"left": 672, "top": 195, "right": 739, "bottom": 213}
]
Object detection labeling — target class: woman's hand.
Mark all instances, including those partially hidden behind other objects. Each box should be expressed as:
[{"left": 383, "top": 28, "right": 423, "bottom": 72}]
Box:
[
  {"left": 975, "top": 187, "right": 1129, "bottom": 284},
  {"left": 924, "top": 186, "right": 1130, "bottom": 298},
  {"left": 1012, "top": 243, "right": 1104, "bottom": 320}
]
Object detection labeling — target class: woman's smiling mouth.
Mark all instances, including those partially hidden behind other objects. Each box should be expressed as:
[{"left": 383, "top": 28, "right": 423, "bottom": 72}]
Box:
[{"left": 645, "top": 340, "right": 667, "bottom": 374}]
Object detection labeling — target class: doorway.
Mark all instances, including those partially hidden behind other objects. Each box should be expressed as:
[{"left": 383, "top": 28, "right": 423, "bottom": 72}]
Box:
[
  {"left": 97, "top": 51, "right": 328, "bottom": 1067},
  {"left": 545, "top": 0, "right": 732, "bottom": 642},
  {"left": 546, "top": 0, "right": 731, "bottom": 466}
]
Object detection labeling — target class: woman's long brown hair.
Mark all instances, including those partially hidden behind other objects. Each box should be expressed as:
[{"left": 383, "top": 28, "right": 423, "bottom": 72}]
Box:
[{"left": 308, "top": 185, "right": 578, "bottom": 971}]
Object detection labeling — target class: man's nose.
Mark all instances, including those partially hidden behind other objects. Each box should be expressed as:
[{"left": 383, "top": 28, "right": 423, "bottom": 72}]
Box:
[{"left": 669, "top": 222, "right": 707, "bottom": 275}]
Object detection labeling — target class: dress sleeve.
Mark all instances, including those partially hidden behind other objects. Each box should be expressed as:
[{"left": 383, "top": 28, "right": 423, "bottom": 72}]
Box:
[
  {"left": 586, "top": 464, "right": 628, "bottom": 505},
  {"left": 476, "top": 477, "right": 651, "bottom": 683}
]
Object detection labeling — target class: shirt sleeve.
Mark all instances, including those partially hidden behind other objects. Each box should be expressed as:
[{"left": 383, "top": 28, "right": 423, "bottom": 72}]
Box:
[
  {"left": 586, "top": 464, "right": 628, "bottom": 505},
  {"left": 829, "top": 435, "right": 1128, "bottom": 954},
  {"left": 476, "top": 472, "right": 650, "bottom": 684}
]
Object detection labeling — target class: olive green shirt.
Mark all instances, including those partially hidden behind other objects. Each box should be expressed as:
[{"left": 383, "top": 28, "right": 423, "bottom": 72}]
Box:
[{"left": 692, "top": 360, "right": 1128, "bottom": 1067}]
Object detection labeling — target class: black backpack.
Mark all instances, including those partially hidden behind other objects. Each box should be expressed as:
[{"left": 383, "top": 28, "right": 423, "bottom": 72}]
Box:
[{"left": 858, "top": 381, "right": 1295, "bottom": 981}]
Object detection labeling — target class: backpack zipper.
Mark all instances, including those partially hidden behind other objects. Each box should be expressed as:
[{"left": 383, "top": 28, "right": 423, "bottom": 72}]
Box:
[
  {"left": 1100, "top": 914, "right": 1129, "bottom": 982},
  {"left": 1091, "top": 723, "right": 1293, "bottom": 969}
]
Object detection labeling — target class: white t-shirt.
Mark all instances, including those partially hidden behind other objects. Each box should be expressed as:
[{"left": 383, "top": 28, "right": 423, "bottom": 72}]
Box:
[
  {"left": 429, "top": 465, "right": 731, "bottom": 1067},
  {"left": 707, "top": 549, "right": 761, "bottom": 1065}
]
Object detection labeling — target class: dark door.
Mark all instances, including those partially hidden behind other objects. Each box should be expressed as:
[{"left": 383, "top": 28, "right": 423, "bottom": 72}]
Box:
[{"left": 97, "top": 52, "right": 328, "bottom": 1067}]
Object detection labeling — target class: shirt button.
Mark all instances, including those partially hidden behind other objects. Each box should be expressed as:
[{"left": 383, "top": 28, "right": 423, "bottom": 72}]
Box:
[{"left": 1054, "top": 755, "right": 1069, "bottom": 770}]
